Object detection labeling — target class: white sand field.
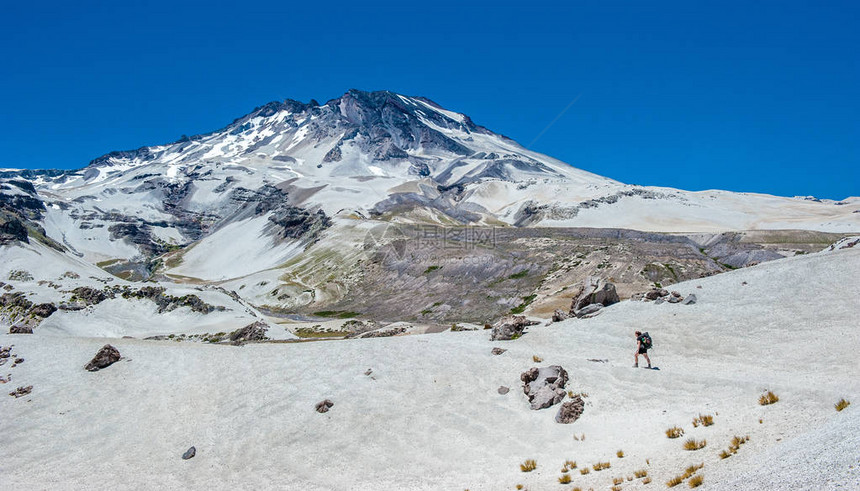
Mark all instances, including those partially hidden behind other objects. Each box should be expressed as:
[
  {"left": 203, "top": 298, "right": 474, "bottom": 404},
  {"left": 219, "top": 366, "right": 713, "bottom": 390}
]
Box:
[{"left": 1, "top": 247, "right": 858, "bottom": 490}]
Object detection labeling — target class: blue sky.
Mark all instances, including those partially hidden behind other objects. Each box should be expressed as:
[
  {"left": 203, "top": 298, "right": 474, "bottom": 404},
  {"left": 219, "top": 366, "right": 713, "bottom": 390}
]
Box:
[{"left": 1, "top": 0, "right": 857, "bottom": 199}]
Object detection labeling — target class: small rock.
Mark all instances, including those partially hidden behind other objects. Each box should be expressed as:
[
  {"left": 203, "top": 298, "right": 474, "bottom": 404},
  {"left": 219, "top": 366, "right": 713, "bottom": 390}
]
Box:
[
  {"left": 0, "top": 346, "right": 11, "bottom": 358},
  {"left": 491, "top": 347, "right": 507, "bottom": 356},
  {"left": 498, "top": 386, "right": 510, "bottom": 395},
  {"left": 671, "top": 291, "right": 681, "bottom": 298},
  {"left": 9, "top": 385, "right": 32, "bottom": 398},
  {"left": 654, "top": 297, "right": 665, "bottom": 305},
  {"left": 681, "top": 294, "right": 697, "bottom": 305},
  {"left": 667, "top": 295, "right": 681, "bottom": 303},
  {"left": 551, "top": 309, "right": 569, "bottom": 322},
  {"left": 364, "top": 368, "right": 373, "bottom": 376},
  {"left": 12, "top": 358, "right": 23, "bottom": 365},
  {"left": 315, "top": 399, "right": 334, "bottom": 413},
  {"left": 9, "top": 325, "right": 33, "bottom": 334},
  {"left": 182, "top": 446, "right": 196, "bottom": 460},
  {"left": 556, "top": 395, "right": 585, "bottom": 424},
  {"left": 84, "top": 344, "right": 121, "bottom": 372}
]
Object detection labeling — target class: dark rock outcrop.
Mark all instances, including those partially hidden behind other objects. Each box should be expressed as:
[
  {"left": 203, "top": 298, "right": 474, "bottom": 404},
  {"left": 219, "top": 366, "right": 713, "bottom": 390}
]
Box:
[
  {"left": 71, "top": 287, "right": 109, "bottom": 305},
  {"left": 489, "top": 315, "right": 537, "bottom": 341},
  {"left": 521, "top": 365, "right": 569, "bottom": 410},
  {"left": 556, "top": 394, "right": 585, "bottom": 424},
  {"left": 229, "top": 321, "right": 268, "bottom": 344},
  {"left": 28, "top": 303, "right": 57, "bottom": 318},
  {"left": 9, "top": 325, "right": 32, "bottom": 334},
  {"left": 9, "top": 385, "right": 32, "bottom": 398},
  {"left": 85, "top": 344, "right": 121, "bottom": 371}
]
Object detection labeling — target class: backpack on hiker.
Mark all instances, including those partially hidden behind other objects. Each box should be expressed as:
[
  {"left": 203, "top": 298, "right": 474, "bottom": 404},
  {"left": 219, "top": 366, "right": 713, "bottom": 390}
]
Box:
[{"left": 640, "top": 332, "right": 653, "bottom": 349}]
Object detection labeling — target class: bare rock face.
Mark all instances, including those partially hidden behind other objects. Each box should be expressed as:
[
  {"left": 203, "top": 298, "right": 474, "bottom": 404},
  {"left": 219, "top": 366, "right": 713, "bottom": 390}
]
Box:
[
  {"left": 570, "top": 277, "right": 619, "bottom": 314},
  {"left": 182, "top": 446, "right": 196, "bottom": 460},
  {"left": 489, "top": 315, "right": 537, "bottom": 341},
  {"left": 556, "top": 394, "right": 585, "bottom": 424},
  {"left": 85, "top": 344, "right": 121, "bottom": 372},
  {"left": 315, "top": 399, "right": 334, "bottom": 413},
  {"left": 229, "top": 321, "right": 268, "bottom": 344},
  {"left": 521, "top": 365, "right": 569, "bottom": 410},
  {"left": 9, "top": 325, "right": 32, "bottom": 334},
  {"left": 552, "top": 309, "right": 569, "bottom": 322}
]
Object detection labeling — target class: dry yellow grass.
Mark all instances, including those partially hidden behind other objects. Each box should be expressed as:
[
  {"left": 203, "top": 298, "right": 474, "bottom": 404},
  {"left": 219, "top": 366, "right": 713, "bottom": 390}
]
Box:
[
  {"left": 835, "top": 398, "right": 851, "bottom": 411},
  {"left": 580, "top": 468, "right": 590, "bottom": 475},
  {"left": 559, "top": 474, "right": 572, "bottom": 484},
  {"left": 643, "top": 477, "right": 652, "bottom": 484},
  {"left": 666, "top": 426, "right": 685, "bottom": 439},
  {"left": 561, "top": 460, "right": 577, "bottom": 472},
  {"left": 667, "top": 475, "right": 685, "bottom": 487},
  {"left": 692, "top": 414, "right": 714, "bottom": 427},
  {"left": 759, "top": 391, "right": 779, "bottom": 405},
  {"left": 719, "top": 450, "right": 732, "bottom": 459},
  {"left": 688, "top": 474, "right": 704, "bottom": 488},
  {"left": 611, "top": 487, "right": 622, "bottom": 491},
  {"left": 682, "top": 463, "right": 704, "bottom": 479},
  {"left": 634, "top": 469, "right": 648, "bottom": 478},
  {"left": 593, "top": 461, "right": 611, "bottom": 471},
  {"left": 520, "top": 459, "right": 537, "bottom": 472},
  {"left": 613, "top": 477, "right": 624, "bottom": 485},
  {"left": 532, "top": 355, "right": 543, "bottom": 363},
  {"left": 616, "top": 449, "right": 625, "bottom": 458},
  {"left": 683, "top": 438, "right": 707, "bottom": 451},
  {"left": 515, "top": 485, "right": 523, "bottom": 490}
]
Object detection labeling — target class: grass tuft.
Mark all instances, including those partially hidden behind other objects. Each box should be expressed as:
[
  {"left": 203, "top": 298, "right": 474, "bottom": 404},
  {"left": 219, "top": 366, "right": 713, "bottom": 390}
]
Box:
[
  {"left": 643, "top": 477, "right": 652, "bottom": 484},
  {"left": 613, "top": 477, "right": 624, "bottom": 485},
  {"left": 692, "top": 414, "right": 714, "bottom": 427},
  {"left": 593, "top": 461, "right": 611, "bottom": 471},
  {"left": 682, "top": 463, "right": 704, "bottom": 479},
  {"left": 835, "top": 398, "right": 851, "bottom": 412},
  {"left": 683, "top": 438, "right": 707, "bottom": 451},
  {"left": 616, "top": 449, "right": 625, "bottom": 458},
  {"left": 759, "top": 391, "right": 779, "bottom": 405},
  {"left": 666, "top": 426, "right": 685, "bottom": 439},
  {"left": 688, "top": 475, "right": 704, "bottom": 488},
  {"left": 532, "top": 355, "right": 543, "bottom": 363},
  {"left": 634, "top": 469, "right": 648, "bottom": 478},
  {"left": 520, "top": 459, "right": 537, "bottom": 472},
  {"left": 667, "top": 475, "right": 685, "bottom": 487},
  {"left": 579, "top": 468, "right": 590, "bottom": 475},
  {"left": 558, "top": 474, "right": 572, "bottom": 484}
]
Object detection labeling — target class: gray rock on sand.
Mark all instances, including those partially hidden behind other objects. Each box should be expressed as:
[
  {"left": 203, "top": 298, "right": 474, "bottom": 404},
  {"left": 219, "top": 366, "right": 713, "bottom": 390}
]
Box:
[
  {"left": 667, "top": 295, "right": 681, "bottom": 303},
  {"left": 315, "top": 399, "right": 334, "bottom": 413},
  {"left": 645, "top": 288, "right": 669, "bottom": 300},
  {"left": 491, "top": 347, "right": 507, "bottom": 356},
  {"left": 498, "top": 386, "right": 510, "bottom": 395},
  {"left": 574, "top": 303, "right": 603, "bottom": 318},
  {"left": 521, "top": 365, "right": 569, "bottom": 410},
  {"left": 556, "top": 394, "right": 585, "bottom": 424},
  {"left": 84, "top": 344, "right": 121, "bottom": 371},
  {"left": 182, "top": 446, "right": 196, "bottom": 460},
  {"left": 9, "top": 325, "right": 32, "bottom": 334},
  {"left": 570, "top": 277, "right": 619, "bottom": 313},
  {"left": 682, "top": 294, "right": 697, "bottom": 305},
  {"left": 654, "top": 297, "right": 665, "bottom": 305},
  {"left": 489, "top": 315, "right": 537, "bottom": 341},
  {"left": 552, "top": 309, "right": 569, "bottom": 322}
]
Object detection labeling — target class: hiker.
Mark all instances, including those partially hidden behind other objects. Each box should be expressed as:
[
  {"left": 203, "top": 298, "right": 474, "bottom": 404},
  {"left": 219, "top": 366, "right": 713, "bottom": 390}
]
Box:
[{"left": 634, "top": 330, "right": 652, "bottom": 368}]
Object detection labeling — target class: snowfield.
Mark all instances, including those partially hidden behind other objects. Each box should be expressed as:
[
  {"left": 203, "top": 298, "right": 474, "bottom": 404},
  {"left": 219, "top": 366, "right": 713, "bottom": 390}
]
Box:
[{"left": 1, "top": 246, "right": 858, "bottom": 490}]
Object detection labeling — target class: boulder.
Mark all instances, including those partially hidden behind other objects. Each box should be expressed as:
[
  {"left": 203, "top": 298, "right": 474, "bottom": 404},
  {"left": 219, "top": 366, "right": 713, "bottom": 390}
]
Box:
[
  {"left": 489, "top": 315, "right": 537, "bottom": 341},
  {"left": 85, "top": 344, "right": 121, "bottom": 371},
  {"left": 9, "top": 325, "right": 32, "bottom": 334},
  {"left": 491, "top": 347, "right": 507, "bottom": 356},
  {"left": 682, "top": 294, "right": 697, "bottom": 305},
  {"left": 182, "top": 446, "right": 196, "bottom": 460},
  {"left": 551, "top": 309, "right": 569, "bottom": 322},
  {"left": 28, "top": 302, "right": 57, "bottom": 318},
  {"left": 570, "top": 277, "right": 619, "bottom": 313},
  {"left": 521, "top": 365, "right": 568, "bottom": 410},
  {"left": 555, "top": 394, "right": 585, "bottom": 424},
  {"left": 315, "top": 399, "right": 334, "bottom": 413},
  {"left": 574, "top": 303, "right": 603, "bottom": 318},
  {"left": 229, "top": 321, "right": 268, "bottom": 344}
]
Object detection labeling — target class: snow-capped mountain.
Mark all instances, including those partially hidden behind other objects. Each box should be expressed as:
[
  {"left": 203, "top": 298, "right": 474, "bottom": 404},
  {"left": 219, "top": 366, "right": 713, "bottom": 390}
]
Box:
[{"left": 1, "top": 89, "right": 858, "bottom": 303}]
